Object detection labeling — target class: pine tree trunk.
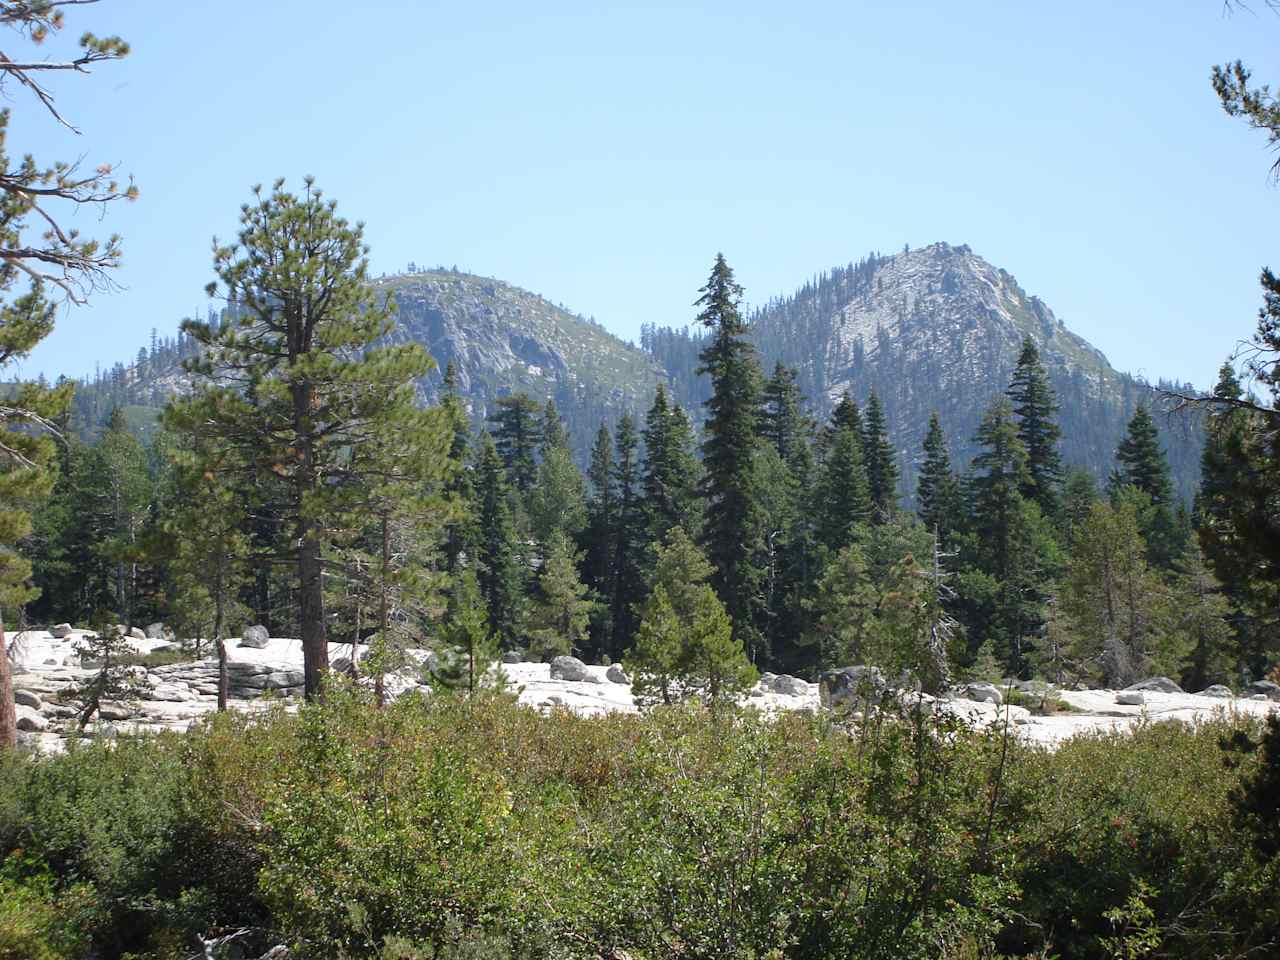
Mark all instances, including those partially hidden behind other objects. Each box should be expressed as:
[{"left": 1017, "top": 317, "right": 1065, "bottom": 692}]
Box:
[
  {"left": 0, "top": 613, "right": 17, "bottom": 750},
  {"left": 293, "top": 379, "right": 329, "bottom": 700},
  {"left": 298, "top": 527, "right": 328, "bottom": 700},
  {"left": 215, "top": 556, "right": 228, "bottom": 712}
]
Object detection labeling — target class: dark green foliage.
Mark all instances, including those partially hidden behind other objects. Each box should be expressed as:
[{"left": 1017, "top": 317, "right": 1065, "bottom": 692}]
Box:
[
  {"left": 760, "top": 362, "right": 815, "bottom": 468},
  {"left": 640, "top": 383, "right": 701, "bottom": 545},
  {"left": 1116, "top": 405, "right": 1173, "bottom": 506},
  {"left": 916, "top": 412, "right": 962, "bottom": 542},
  {"left": 473, "top": 437, "right": 524, "bottom": 647},
  {"left": 695, "top": 254, "right": 766, "bottom": 658},
  {"left": 1007, "top": 337, "right": 1063, "bottom": 517},
  {"left": 815, "top": 423, "right": 870, "bottom": 553},
  {"left": 486, "top": 394, "right": 543, "bottom": 494},
  {"left": 862, "top": 388, "right": 899, "bottom": 515},
  {"left": 607, "top": 413, "right": 646, "bottom": 657}
]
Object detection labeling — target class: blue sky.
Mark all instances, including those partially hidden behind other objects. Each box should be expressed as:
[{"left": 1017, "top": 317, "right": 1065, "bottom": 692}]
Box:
[{"left": 12, "top": 0, "right": 1278, "bottom": 388}]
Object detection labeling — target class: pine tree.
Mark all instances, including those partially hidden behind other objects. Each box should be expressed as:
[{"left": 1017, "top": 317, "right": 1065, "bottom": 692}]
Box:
[
  {"left": 176, "top": 181, "right": 437, "bottom": 698},
  {"left": 862, "top": 389, "right": 899, "bottom": 516},
  {"left": 440, "top": 362, "right": 477, "bottom": 577},
  {"left": 823, "top": 392, "right": 864, "bottom": 453},
  {"left": 695, "top": 253, "right": 766, "bottom": 657},
  {"left": 473, "top": 436, "right": 524, "bottom": 647},
  {"left": 487, "top": 393, "right": 543, "bottom": 494},
  {"left": 916, "top": 412, "right": 961, "bottom": 542},
  {"left": 1168, "top": 546, "right": 1235, "bottom": 691},
  {"left": 89, "top": 408, "right": 153, "bottom": 626},
  {"left": 1006, "top": 337, "right": 1063, "bottom": 516}
]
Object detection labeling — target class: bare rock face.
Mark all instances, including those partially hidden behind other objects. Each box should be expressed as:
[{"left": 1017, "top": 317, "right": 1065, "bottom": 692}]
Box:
[
  {"left": 1116, "top": 691, "right": 1146, "bottom": 706},
  {"left": 964, "top": 682, "right": 1004, "bottom": 705},
  {"left": 606, "top": 665, "right": 629, "bottom": 684},
  {"left": 239, "top": 626, "right": 270, "bottom": 649},
  {"left": 49, "top": 623, "right": 74, "bottom": 639},
  {"left": 15, "top": 704, "right": 46, "bottom": 732},
  {"left": 145, "top": 622, "right": 169, "bottom": 640}
]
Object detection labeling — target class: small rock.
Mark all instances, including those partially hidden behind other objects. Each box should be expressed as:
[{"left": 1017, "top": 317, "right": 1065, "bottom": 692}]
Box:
[
  {"left": 128, "top": 626, "right": 147, "bottom": 641},
  {"left": 267, "top": 670, "right": 305, "bottom": 689},
  {"left": 49, "top": 623, "right": 73, "bottom": 639},
  {"left": 239, "top": 625, "right": 270, "bottom": 648},
  {"left": 1197, "top": 685, "right": 1234, "bottom": 698},
  {"left": 1126, "top": 677, "right": 1183, "bottom": 694},
  {"left": 1251, "top": 693, "right": 1270, "bottom": 702},
  {"left": 14, "top": 689, "right": 41, "bottom": 710},
  {"left": 771, "top": 674, "right": 810, "bottom": 697},
  {"left": 98, "top": 704, "right": 133, "bottom": 721},
  {"left": 549, "top": 655, "right": 600, "bottom": 683},
  {"left": 501, "top": 651, "right": 522, "bottom": 665},
  {"left": 145, "top": 622, "right": 168, "bottom": 640},
  {"left": 1116, "top": 691, "right": 1145, "bottom": 706},
  {"left": 15, "top": 705, "right": 46, "bottom": 732},
  {"left": 1245, "top": 680, "right": 1280, "bottom": 701},
  {"left": 820, "top": 666, "right": 888, "bottom": 708},
  {"left": 964, "top": 682, "right": 1004, "bottom": 705},
  {"left": 606, "top": 664, "right": 629, "bottom": 684}
]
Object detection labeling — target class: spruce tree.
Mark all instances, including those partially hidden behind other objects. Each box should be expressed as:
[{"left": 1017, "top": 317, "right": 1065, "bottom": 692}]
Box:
[
  {"left": 695, "top": 253, "right": 765, "bottom": 657},
  {"left": 440, "top": 362, "right": 477, "bottom": 577},
  {"left": 179, "top": 179, "right": 436, "bottom": 698},
  {"left": 473, "top": 436, "right": 524, "bottom": 648},
  {"left": 970, "top": 399, "right": 1031, "bottom": 583},
  {"left": 823, "top": 392, "right": 863, "bottom": 454},
  {"left": 862, "top": 388, "right": 899, "bottom": 516},
  {"left": 1006, "top": 337, "right": 1063, "bottom": 516},
  {"left": 434, "top": 569, "right": 501, "bottom": 696}
]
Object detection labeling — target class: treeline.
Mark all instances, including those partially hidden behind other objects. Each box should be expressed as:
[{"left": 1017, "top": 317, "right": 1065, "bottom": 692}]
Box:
[{"left": 16, "top": 230, "right": 1276, "bottom": 697}]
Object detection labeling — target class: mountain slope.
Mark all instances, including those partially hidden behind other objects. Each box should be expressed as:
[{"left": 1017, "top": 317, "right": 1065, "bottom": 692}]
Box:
[
  {"left": 66, "top": 247, "right": 1203, "bottom": 499},
  {"left": 650, "top": 243, "right": 1203, "bottom": 499}
]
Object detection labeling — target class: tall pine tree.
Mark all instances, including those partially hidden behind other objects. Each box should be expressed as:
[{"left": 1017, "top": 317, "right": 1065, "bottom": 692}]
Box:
[{"left": 862, "top": 389, "right": 899, "bottom": 517}]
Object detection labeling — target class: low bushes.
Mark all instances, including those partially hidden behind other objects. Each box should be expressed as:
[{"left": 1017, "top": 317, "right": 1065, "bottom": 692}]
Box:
[{"left": 0, "top": 691, "right": 1274, "bottom": 959}]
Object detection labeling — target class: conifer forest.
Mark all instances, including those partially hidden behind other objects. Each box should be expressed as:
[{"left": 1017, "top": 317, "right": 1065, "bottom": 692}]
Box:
[{"left": 0, "top": 3, "right": 1278, "bottom": 959}]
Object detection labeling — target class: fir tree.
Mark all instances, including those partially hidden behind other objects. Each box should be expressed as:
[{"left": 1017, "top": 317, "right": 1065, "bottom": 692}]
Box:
[
  {"left": 527, "top": 532, "right": 595, "bottom": 661},
  {"left": 760, "top": 362, "right": 814, "bottom": 467},
  {"left": 970, "top": 399, "right": 1031, "bottom": 583},
  {"left": 815, "top": 423, "right": 871, "bottom": 554},
  {"left": 582, "top": 423, "right": 616, "bottom": 656},
  {"left": 487, "top": 393, "right": 543, "bottom": 494},
  {"left": 916, "top": 412, "right": 961, "bottom": 542},
  {"left": 434, "top": 569, "right": 502, "bottom": 696},
  {"left": 641, "top": 383, "right": 701, "bottom": 544},
  {"left": 1006, "top": 337, "right": 1063, "bottom": 516},
  {"left": 695, "top": 253, "right": 766, "bottom": 657},
  {"left": 473, "top": 436, "right": 524, "bottom": 647},
  {"left": 608, "top": 413, "right": 646, "bottom": 656},
  {"left": 1115, "top": 405, "right": 1173, "bottom": 505},
  {"left": 527, "top": 424, "right": 588, "bottom": 547},
  {"left": 862, "top": 388, "right": 899, "bottom": 516}
]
